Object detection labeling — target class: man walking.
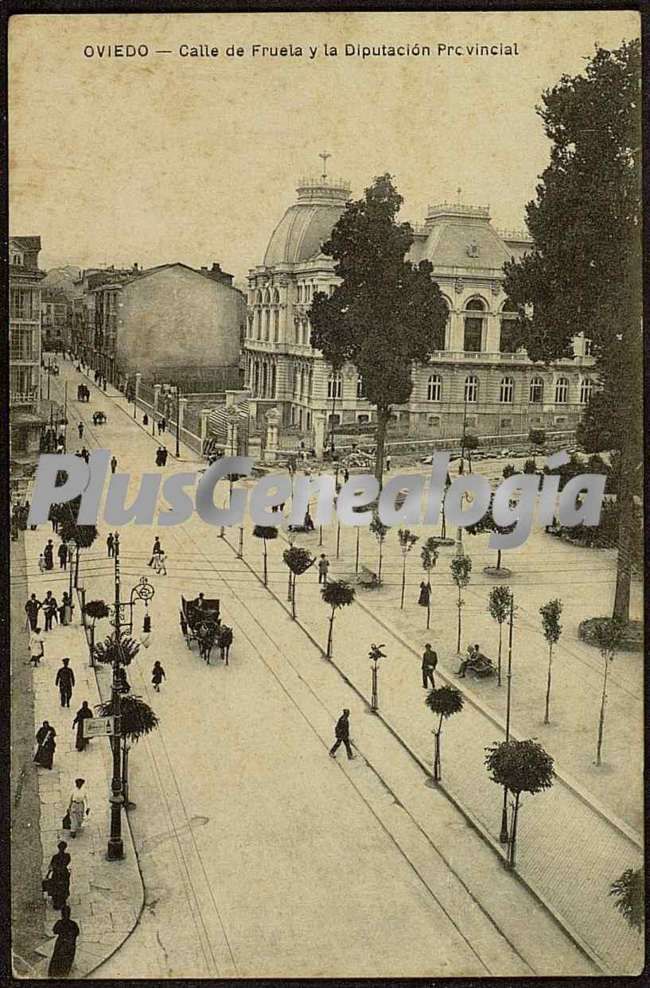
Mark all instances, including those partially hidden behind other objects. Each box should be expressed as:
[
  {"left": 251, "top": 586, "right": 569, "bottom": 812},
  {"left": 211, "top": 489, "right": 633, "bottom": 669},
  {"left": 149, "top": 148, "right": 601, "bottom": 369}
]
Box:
[
  {"left": 58, "top": 540, "right": 69, "bottom": 570},
  {"left": 25, "top": 593, "right": 42, "bottom": 631},
  {"left": 42, "top": 591, "right": 59, "bottom": 632},
  {"left": 55, "top": 658, "right": 75, "bottom": 708},
  {"left": 77, "top": 421, "right": 84, "bottom": 440},
  {"left": 106, "top": 532, "right": 115, "bottom": 558},
  {"left": 421, "top": 643, "right": 438, "bottom": 690},
  {"left": 110, "top": 455, "right": 118, "bottom": 474},
  {"left": 317, "top": 554, "right": 330, "bottom": 585},
  {"left": 329, "top": 709, "right": 354, "bottom": 760}
]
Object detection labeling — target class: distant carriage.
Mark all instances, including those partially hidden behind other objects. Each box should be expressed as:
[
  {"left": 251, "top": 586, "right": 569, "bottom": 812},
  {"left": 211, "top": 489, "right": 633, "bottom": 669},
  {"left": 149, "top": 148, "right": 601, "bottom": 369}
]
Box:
[{"left": 179, "top": 596, "right": 233, "bottom": 665}]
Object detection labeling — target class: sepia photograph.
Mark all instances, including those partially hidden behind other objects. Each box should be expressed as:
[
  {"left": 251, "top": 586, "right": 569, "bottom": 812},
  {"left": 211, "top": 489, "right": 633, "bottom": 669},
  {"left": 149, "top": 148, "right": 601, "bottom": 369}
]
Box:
[{"left": 8, "top": 6, "right": 644, "bottom": 980}]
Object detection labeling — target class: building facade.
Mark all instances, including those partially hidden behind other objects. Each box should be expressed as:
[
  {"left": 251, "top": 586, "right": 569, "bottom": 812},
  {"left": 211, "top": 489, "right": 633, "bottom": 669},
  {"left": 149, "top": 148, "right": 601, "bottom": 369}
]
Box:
[
  {"left": 243, "top": 176, "right": 596, "bottom": 451},
  {"left": 9, "top": 236, "right": 46, "bottom": 463},
  {"left": 89, "top": 262, "right": 246, "bottom": 393}
]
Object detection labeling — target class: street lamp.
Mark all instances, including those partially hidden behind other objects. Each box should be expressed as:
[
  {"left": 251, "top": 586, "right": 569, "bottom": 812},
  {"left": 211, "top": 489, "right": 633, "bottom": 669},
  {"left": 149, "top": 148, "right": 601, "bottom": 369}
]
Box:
[
  {"left": 369, "top": 642, "right": 386, "bottom": 713},
  {"left": 107, "top": 532, "right": 125, "bottom": 861},
  {"left": 499, "top": 595, "right": 515, "bottom": 844},
  {"left": 125, "top": 575, "right": 155, "bottom": 635},
  {"left": 67, "top": 539, "right": 77, "bottom": 598}
]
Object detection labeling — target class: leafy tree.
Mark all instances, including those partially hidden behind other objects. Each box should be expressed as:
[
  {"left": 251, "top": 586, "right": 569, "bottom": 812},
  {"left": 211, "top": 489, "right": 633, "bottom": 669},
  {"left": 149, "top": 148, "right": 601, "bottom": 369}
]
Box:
[
  {"left": 397, "top": 528, "right": 419, "bottom": 609},
  {"left": 310, "top": 173, "right": 448, "bottom": 484},
  {"left": 502, "top": 463, "right": 517, "bottom": 480},
  {"left": 450, "top": 556, "right": 472, "bottom": 654},
  {"left": 252, "top": 524, "right": 278, "bottom": 587},
  {"left": 504, "top": 40, "right": 642, "bottom": 624},
  {"left": 485, "top": 738, "right": 555, "bottom": 868},
  {"left": 321, "top": 580, "right": 355, "bottom": 658},
  {"left": 488, "top": 585, "right": 513, "bottom": 687},
  {"left": 420, "top": 537, "right": 440, "bottom": 630},
  {"left": 466, "top": 496, "right": 515, "bottom": 572},
  {"left": 97, "top": 693, "right": 158, "bottom": 805},
  {"left": 57, "top": 495, "right": 98, "bottom": 587},
  {"left": 425, "top": 686, "right": 464, "bottom": 781},
  {"left": 83, "top": 599, "right": 110, "bottom": 655},
  {"left": 463, "top": 433, "right": 480, "bottom": 474},
  {"left": 92, "top": 630, "right": 140, "bottom": 668},
  {"left": 593, "top": 616, "right": 624, "bottom": 766},
  {"left": 523, "top": 458, "right": 538, "bottom": 475},
  {"left": 528, "top": 428, "right": 546, "bottom": 447},
  {"left": 283, "top": 546, "right": 315, "bottom": 620},
  {"left": 610, "top": 867, "right": 644, "bottom": 933},
  {"left": 369, "top": 512, "right": 390, "bottom": 585},
  {"left": 540, "top": 598, "right": 563, "bottom": 724}
]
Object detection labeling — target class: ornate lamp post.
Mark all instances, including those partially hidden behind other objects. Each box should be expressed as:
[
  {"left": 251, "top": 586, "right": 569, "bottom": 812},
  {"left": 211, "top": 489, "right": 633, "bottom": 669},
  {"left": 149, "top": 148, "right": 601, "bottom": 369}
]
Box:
[
  {"left": 499, "top": 595, "right": 515, "bottom": 844},
  {"left": 369, "top": 642, "right": 386, "bottom": 713}
]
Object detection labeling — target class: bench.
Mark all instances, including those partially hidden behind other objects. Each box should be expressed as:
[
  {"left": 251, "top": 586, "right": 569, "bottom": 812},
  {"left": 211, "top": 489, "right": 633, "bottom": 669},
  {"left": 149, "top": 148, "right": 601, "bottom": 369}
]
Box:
[{"left": 358, "top": 566, "right": 379, "bottom": 589}]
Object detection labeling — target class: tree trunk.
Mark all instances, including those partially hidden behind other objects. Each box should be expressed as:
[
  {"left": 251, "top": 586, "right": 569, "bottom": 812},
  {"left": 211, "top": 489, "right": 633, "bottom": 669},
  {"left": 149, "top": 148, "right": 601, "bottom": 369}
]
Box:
[
  {"left": 509, "top": 791, "right": 520, "bottom": 869},
  {"left": 326, "top": 609, "right": 335, "bottom": 658},
  {"left": 74, "top": 546, "right": 80, "bottom": 588},
  {"left": 378, "top": 541, "right": 384, "bottom": 585},
  {"left": 263, "top": 541, "right": 268, "bottom": 586},
  {"left": 496, "top": 548, "right": 502, "bottom": 570},
  {"left": 456, "top": 590, "right": 462, "bottom": 653},
  {"left": 433, "top": 713, "right": 444, "bottom": 781},
  {"left": 441, "top": 502, "right": 447, "bottom": 540},
  {"left": 613, "top": 434, "right": 636, "bottom": 623},
  {"left": 496, "top": 622, "right": 503, "bottom": 687},
  {"left": 121, "top": 741, "right": 130, "bottom": 808},
  {"left": 544, "top": 644, "right": 553, "bottom": 724},
  {"left": 596, "top": 653, "right": 610, "bottom": 766},
  {"left": 426, "top": 579, "right": 431, "bottom": 630},
  {"left": 374, "top": 407, "right": 391, "bottom": 486},
  {"left": 291, "top": 576, "right": 297, "bottom": 620},
  {"left": 400, "top": 556, "right": 407, "bottom": 609},
  {"left": 355, "top": 529, "right": 360, "bottom": 574}
]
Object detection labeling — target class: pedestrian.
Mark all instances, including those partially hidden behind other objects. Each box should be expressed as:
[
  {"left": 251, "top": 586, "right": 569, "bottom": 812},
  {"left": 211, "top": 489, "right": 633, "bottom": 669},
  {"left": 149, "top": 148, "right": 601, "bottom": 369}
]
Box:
[
  {"left": 421, "top": 643, "right": 438, "bottom": 689},
  {"left": 343, "top": 467, "right": 350, "bottom": 483},
  {"left": 42, "top": 591, "right": 59, "bottom": 632},
  {"left": 148, "top": 537, "right": 161, "bottom": 567},
  {"left": 106, "top": 532, "right": 115, "bottom": 557},
  {"left": 34, "top": 722, "right": 57, "bottom": 769},
  {"left": 77, "top": 422, "right": 84, "bottom": 440},
  {"left": 317, "top": 553, "right": 330, "bottom": 585},
  {"left": 72, "top": 700, "right": 93, "bottom": 751},
  {"left": 153, "top": 550, "right": 167, "bottom": 575},
  {"left": 418, "top": 581, "right": 431, "bottom": 609},
  {"left": 303, "top": 509, "right": 315, "bottom": 532},
  {"left": 58, "top": 540, "right": 69, "bottom": 570},
  {"left": 25, "top": 593, "right": 42, "bottom": 631},
  {"left": 44, "top": 841, "right": 71, "bottom": 911},
  {"left": 59, "top": 592, "right": 73, "bottom": 626},
  {"left": 329, "top": 709, "right": 354, "bottom": 760},
  {"left": 55, "top": 657, "right": 75, "bottom": 708},
  {"left": 43, "top": 540, "right": 54, "bottom": 571},
  {"left": 143, "top": 413, "right": 149, "bottom": 426},
  {"left": 161, "top": 447, "right": 168, "bottom": 466},
  {"left": 38, "top": 552, "right": 46, "bottom": 573},
  {"left": 81, "top": 447, "right": 89, "bottom": 464},
  {"left": 29, "top": 626, "right": 45, "bottom": 666},
  {"left": 155, "top": 447, "right": 162, "bottom": 467},
  {"left": 66, "top": 778, "right": 89, "bottom": 838},
  {"left": 386, "top": 454, "right": 391, "bottom": 472},
  {"left": 110, "top": 455, "right": 118, "bottom": 474},
  {"left": 160, "top": 417, "right": 166, "bottom": 433},
  {"left": 151, "top": 661, "right": 166, "bottom": 692},
  {"left": 47, "top": 906, "right": 80, "bottom": 977}
]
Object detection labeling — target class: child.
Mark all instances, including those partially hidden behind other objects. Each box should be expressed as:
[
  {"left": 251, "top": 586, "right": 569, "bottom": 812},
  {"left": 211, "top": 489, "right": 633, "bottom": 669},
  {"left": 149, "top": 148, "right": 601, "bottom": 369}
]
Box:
[
  {"left": 151, "top": 661, "right": 165, "bottom": 692},
  {"left": 153, "top": 550, "right": 167, "bottom": 576},
  {"left": 38, "top": 553, "right": 46, "bottom": 573}
]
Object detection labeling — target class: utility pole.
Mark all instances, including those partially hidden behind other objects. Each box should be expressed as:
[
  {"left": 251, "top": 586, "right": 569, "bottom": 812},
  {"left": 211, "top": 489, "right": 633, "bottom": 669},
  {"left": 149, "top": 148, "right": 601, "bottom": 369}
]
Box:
[
  {"left": 499, "top": 595, "right": 515, "bottom": 845},
  {"left": 175, "top": 385, "right": 181, "bottom": 458},
  {"left": 63, "top": 380, "right": 68, "bottom": 446},
  {"left": 107, "top": 533, "right": 124, "bottom": 860}
]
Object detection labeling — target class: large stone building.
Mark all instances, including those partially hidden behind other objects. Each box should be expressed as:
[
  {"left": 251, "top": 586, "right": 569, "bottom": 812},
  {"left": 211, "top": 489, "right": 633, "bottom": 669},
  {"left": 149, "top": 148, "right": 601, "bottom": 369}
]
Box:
[
  {"left": 9, "top": 236, "right": 46, "bottom": 467},
  {"left": 244, "top": 175, "right": 596, "bottom": 452},
  {"left": 87, "top": 262, "right": 246, "bottom": 393}
]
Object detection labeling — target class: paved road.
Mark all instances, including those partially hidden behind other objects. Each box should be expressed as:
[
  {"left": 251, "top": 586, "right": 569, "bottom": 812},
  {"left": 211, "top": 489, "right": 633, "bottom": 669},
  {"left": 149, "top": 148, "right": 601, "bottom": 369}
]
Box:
[{"left": 40, "top": 360, "right": 603, "bottom": 977}]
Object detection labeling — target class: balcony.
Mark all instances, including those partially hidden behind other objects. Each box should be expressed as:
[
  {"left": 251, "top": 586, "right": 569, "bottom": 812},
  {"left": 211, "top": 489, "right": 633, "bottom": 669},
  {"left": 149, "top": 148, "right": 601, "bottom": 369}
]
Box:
[{"left": 11, "top": 389, "right": 38, "bottom": 406}]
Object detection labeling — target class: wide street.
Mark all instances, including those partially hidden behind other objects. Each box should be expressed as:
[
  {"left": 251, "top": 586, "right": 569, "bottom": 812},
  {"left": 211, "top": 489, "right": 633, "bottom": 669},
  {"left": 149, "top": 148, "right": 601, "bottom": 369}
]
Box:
[{"left": 29, "top": 356, "right": 641, "bottom": 977}]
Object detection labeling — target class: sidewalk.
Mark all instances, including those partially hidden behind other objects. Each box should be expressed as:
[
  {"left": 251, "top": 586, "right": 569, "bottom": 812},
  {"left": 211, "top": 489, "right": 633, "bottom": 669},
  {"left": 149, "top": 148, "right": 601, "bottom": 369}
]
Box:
[
  {"left": 21, "top": 528, "right": 144, "bottom": 978},
  {"left": 226, "top": 522, "right": 644, "bottom": 976}
]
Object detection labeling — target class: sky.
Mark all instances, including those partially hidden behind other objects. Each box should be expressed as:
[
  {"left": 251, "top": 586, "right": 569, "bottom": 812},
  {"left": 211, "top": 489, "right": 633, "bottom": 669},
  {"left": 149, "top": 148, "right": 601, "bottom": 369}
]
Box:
[{"left": 9, "top": 10, "right": 639, "bottom": 284}]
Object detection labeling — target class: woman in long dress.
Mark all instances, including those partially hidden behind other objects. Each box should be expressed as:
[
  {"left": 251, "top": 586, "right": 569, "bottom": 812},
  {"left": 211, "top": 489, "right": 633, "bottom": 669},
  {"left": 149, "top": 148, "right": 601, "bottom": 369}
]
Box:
[
  {"left": 67, "top": 779, "right": 89, "bottom": 838},
  {"left": 45, "top": 841, "right": 71, "bottom": 911},
  {"left": 72, "top": 702, "right": 93, "bottom": 751},
  {"left": 34, "top": 724, "right": 57, "bottom": 769},
  {"left": 59, "top": 592, "right": 73, "bottom": 626},
  {"left": 48, "top": 906, "right": 80, "bottom": 977}
]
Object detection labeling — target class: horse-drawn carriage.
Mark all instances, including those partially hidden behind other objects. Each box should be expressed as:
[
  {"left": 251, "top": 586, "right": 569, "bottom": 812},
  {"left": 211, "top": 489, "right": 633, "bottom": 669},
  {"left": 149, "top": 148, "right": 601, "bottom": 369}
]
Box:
[{"left": 179, "top": 595, "right": 233, "bottom": 665}]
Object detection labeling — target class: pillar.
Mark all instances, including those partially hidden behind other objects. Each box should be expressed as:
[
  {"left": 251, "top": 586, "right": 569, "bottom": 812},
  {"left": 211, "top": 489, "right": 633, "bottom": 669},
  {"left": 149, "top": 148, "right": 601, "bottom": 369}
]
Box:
[
  {"left": 177, "top": 396, "right": 187, "bottom": 433},
  {"left": 263, "top": 406, "right": 281, "bottom": 464},
  {"left": 153, "top": 384, "right": 161, "bottom": 414},
  {"left": 226, "top": 405, "right": 239, "bottom": 457},
  {"left": 199, "top": 408, "right": 211, "bottom": 448},
  {"left": 313, "top": 411, "right": 326, "bottom": 459}
]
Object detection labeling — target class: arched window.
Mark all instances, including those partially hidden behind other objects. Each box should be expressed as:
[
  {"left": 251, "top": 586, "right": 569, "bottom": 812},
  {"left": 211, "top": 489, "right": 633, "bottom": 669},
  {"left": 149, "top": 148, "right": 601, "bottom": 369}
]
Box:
[
  {"left": 464, "top": 297, "right": 486, "bottom": 353},
  {"left": 464, "top": 375, "right": 479, "bottom": 403},
  {"left": 255, "top": 309, "right": 262, "bottom": 340},
  {"left": 499, "top": 376, "right": 514, "bottom": 404},
  {"left": 357, "top": 374, "right": 365, "bottom": 399},
  {"left": 555, "top": 377, "right": 569, "bottom": 404},
  {"left": 297, "top": 284, "right": 303, "bottom": 303},
  {"left": 500, "top": 300, "right": 519, "bottom": 353},
  {"left": 427, "top": 374, "right": 442, "bottom": 402},
  {"left": 580, "top": 378, "right": 594, "bottom": 404},
  {"left": 273, "top": 288, "right": 280, "bottom": 304},
  {"left": 263, "top": 289, "right": 271, "bottom": 304},
  {"left": 256, "top": 290, "right": 263, "bottom": 305},
  {"left": 273, "top": 309, "right": 279, "bottom": 341},
  {"left": 529, "top": 377, "right": 544, "bottom": 403},
  {"left": 295, "top": 367, "right": 302, "bottom": 398},
  {"left": 270, "top": 364, "right": 277, "bottom": 399},
  {"left": 264, "top": 309, "right": 270, "bottom": 341},
  {"left": 327, "top": 372, "right": 342, "bottom": 400}
]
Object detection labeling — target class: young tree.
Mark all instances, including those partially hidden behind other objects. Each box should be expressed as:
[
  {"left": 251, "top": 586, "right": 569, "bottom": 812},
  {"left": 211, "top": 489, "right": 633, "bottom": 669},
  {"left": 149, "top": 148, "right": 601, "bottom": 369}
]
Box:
[
  {"left": 504, "top": 40, "right": 642, "bottom": 625},
  {"left": 610, "top": 866, "right": 644, "bottom": 933},
  {"left": 92, "top": 631, "right": 140, "bottom": 670},
  {"left": 488, "top": 585, "right": 512, "bottom": 687},
  {"left": 83, "top": 599, "right": 110, "bottom": 656},
  {"left": 593, "top": 616, "right": 625, "bottom": 766},
  {"left": 282, "top": 546, "right": 315, "bottom": 620},
  {"left": 96, "top": 693, "right": 158, "bottom": 805},
  {"left": 540, "top": 598, "right": 563, "bottom": 724},
  {"left": 485, "top": 738, "right": 555, "bottom": 868},
  {"left": 252, "top": 524, "right": 278, "bottom": 587},
  {"left": 465, "top": 496, "right": 515, "bottom": 573},
  {"left": 57, "top": 495, "right": 98, "bottom": 588},
  {"left": 425, "top": 685, "right": 464, "bottom": 782},
  {"left": 369, "top": 512, "right": 390, "bottom": 585},
  {"left": 450, "top": 556, "right": 472, "bottom": 654},
  {"left": 463, "top": 434, "right": 480, "bottom": 474},
  {"left": 310, "top": 173, "right": 449, "bottom": 485},
  {"left": 420, "top": 537, "right": 440, "bottom": 630},
  {"left": 528, "top": 428, "right": 546, "bottom": 447},
  {"left": 321, "top": 580, "right": 355, "bottom": 658},
  {"left": 397, "top": 528, "right": 419, "bottom": 610}
]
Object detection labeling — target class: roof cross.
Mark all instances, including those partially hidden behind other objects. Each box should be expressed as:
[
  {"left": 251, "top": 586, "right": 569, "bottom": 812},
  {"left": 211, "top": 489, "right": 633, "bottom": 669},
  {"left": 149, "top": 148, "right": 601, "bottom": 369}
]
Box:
[{"left": 319, "top": 151, "right": 331, "bottom": 180}]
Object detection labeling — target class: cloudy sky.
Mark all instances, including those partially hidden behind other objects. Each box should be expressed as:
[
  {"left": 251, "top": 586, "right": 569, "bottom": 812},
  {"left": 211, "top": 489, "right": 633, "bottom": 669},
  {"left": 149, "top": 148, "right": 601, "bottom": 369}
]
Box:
[{"left": 9, "top": 9, "right": 639, "bottom": 283}]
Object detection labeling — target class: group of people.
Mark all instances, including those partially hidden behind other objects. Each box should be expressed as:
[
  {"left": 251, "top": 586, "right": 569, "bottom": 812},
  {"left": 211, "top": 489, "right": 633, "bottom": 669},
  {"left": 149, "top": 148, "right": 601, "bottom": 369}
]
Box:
[
  {"left": 76, "top": 383, "right": 90, "bottom": 402},
  {"left": 26, "top": 591, "right": 74, "bottom": 660},
  {"left": 155, "top": 445, "right": 169, "bottom": 467},
  {"left": 148, "top": 537, "right": 168, "bottom": 575}
]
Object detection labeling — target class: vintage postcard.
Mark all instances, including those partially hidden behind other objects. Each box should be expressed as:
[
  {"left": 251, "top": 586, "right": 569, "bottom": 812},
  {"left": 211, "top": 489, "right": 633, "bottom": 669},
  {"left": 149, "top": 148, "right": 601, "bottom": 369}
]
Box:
[{"left": 8, "top": 7, "right": 643, "bottom": 980}]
